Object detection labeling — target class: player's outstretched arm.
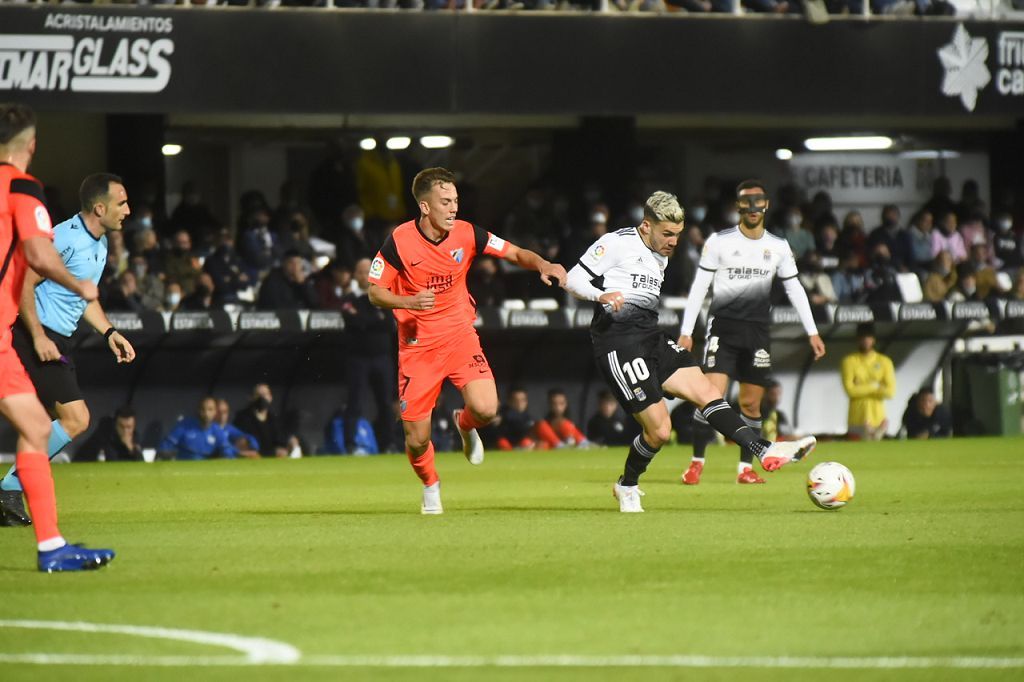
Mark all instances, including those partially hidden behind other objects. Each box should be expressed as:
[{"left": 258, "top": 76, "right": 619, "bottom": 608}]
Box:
[
  {"left": 18, "top": 265, "right": 60, "bottom": 362},
  {"left": 564, "top": 264, "right": 627, "bottom": 312},
  {"left": 83, "top": 300, "right": 136, "bottom": 364},
  {"left": 502, "top": 244, "right": 567, "bottom": 287},
  {"left": 367, "top": 283, "right": 435, "bottom": 311},
  {"left": 22, "top": 236, "right": 98, "bottom": 302}
]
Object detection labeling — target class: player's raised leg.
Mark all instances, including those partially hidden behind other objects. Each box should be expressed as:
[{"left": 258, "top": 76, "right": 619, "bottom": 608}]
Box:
[
  {"left": 1, "top": 398, "right": 89, "bottom": 524},
  {"left": 0, "top": 391, "right": 114, "bottom": 572},
  {"left": 454, "top": 378, "right": 496, "bottom": 466},
  {"left": 662, "top": 366, "right": 815, "bottom": 472}
]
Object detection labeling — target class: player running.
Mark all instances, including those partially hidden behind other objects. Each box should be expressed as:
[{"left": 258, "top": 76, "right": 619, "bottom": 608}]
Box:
[
  {"left": 563, "top": 190, "right": 815, "bottom": 512},
  {"left": 678, "top": 180, "right": 825, "bottom": 485},
  {"left": 0, "top": 103, "right": 115, "bottom": 570},
  {"left": 367, "top": 167, "right": 566, "bottom": 514},
  {"left": 0, "top": 173, "right": 136, "bottom": 526}
]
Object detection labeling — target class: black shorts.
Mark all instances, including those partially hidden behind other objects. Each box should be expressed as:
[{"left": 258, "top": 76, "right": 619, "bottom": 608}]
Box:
[
  {"left": 10, "top": 319, "right": 82, "bottom": 407},
  {"left": 596, "top": 332, "right": 699, "bottom": 414},
  {"left": 702, "top": 316, "right": 773, "bottom": 387}
]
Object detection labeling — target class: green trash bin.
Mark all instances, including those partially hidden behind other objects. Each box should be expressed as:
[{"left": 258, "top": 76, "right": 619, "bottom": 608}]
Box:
[{"left": 961, "top": 358, "right": 1023, "bottom": 436}]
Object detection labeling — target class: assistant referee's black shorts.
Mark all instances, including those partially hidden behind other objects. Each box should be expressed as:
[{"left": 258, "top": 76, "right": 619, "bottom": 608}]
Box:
[{"left": 10, "top": 318, "right": 83, "bottom": 407}]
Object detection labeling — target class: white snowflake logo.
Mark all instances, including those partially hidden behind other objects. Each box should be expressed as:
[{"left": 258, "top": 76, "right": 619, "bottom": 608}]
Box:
[{"left": 937, "top": 24, "right": 991, "bottom": 112}]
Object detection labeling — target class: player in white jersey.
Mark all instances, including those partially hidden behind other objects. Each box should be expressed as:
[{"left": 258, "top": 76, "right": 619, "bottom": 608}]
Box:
[
  {"left": 564, "top": 191, "right": 816, "bottom": 512},
  {"left": 678, "top": 179, "right": 825, "bottom": 485}
]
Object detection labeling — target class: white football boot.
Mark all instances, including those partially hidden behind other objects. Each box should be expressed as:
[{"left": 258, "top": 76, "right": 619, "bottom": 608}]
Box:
[{"left": 453, "top": 409, "right": 485, "bottom": 465}]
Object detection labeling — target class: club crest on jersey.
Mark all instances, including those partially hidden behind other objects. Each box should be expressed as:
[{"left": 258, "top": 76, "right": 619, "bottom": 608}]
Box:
[
  {"left": 763, "top": 249, "right": 772, "bottom": 262},
  {"left": 400, "top": 400, "right": 408, "bottom": 413},
  {"left": 369, "top": 257, "right": 385, "bottom": 280},
  {"left": 592, "top": 244, "right": 606, "bottom": 259},
  {"left": 450, "top": 247, "right": 465, "bottom": 263}
]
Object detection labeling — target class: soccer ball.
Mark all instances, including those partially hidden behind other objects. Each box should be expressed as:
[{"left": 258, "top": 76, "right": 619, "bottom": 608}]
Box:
[{"left": 806, "top": 462, "right": 856, "bottom": 510}]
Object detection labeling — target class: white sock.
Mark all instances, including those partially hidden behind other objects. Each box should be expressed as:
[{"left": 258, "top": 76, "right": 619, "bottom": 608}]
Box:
[
  {"left": 691, "top": 456, "right": 705, "bottom": 464},
  {"left": 737, "top": 462, "right": 753, "bottom": 474},
  {"left": 38, "top": 536, "right": 66, "bottom": 552},
  {"left": 424, "top": 482, "right": 439, "bottom": 491}
]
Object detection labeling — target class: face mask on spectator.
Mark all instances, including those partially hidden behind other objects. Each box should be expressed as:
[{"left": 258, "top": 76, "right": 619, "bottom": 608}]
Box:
[
  {"left": 348, "top": 217, "right": 364, "bottom": 233},
  {"left": 591, "top": 213, "right": 606, "bottom": 225},
  {"left": 138, "top": 216, "right": 153, "bottom": 229},
  {"left": 254, "top": 397, "right": 271, "bottom": 412},
  {"left": 629, "top": 207, "right": 644, "bottom": 224},
  {"left": 166, "top": 292, "right": 181, "bottom": 308},
  {"left": 690, "top": 206, "right": 706, "bottom": 223},
  {"left": 997, "top": 219, "right": 1013, "bottom": 232},
  {"left": 726, "top": 211, "right": 741, "bottom": 225},
  {"left": 787, "top": 214, "right": 801, "bottom": 229},
  {"left": 133, "top": 264, "right": 146, "bottom": 278}
]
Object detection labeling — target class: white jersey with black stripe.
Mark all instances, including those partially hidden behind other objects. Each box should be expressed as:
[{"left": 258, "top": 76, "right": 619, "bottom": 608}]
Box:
[
  {"left": 698, "top": 227, "right": 798, "bottom": 325},
  {"left": 577, "top": 226, "right": 668, "bottom": 348}
]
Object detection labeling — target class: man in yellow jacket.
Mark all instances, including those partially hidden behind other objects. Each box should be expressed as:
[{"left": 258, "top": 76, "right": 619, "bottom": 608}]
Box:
[{"left": 841, "top": 323, "right": 895, "bottom": 440}]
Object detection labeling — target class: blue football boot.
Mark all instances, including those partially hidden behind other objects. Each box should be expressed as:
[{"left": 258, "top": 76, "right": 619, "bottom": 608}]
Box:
[{"left": 38, "top": 543, "right": 116, "bottom": 573}]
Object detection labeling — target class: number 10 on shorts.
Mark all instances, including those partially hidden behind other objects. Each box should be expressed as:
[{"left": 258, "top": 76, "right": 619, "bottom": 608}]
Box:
[{"left": 622, "top": 357, "right": 649, "bottom": 385}]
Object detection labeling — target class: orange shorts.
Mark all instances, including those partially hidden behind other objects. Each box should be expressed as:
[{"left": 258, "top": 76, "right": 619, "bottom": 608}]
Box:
[
  {"left": 397, "top": 334, "right": 493, "bottom": 422},
  {"left": 0, "top": 341, "right": 37, "bottom": 400}
]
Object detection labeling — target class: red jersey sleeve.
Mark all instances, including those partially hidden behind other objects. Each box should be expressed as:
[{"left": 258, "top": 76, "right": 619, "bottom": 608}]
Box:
[
  {"left": 369, "top": 233, "right": 402, "bottom": 289},
  {"left": 472, "top": 224, "right": 510, "bottom": 259},
  {"left": 9, "top": 177, "right": 52, "bottom": 242}
]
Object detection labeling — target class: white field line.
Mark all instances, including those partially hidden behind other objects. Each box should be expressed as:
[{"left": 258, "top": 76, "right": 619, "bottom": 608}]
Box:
[{"left": 0, "top": 621, "right": 1022, "bottom": 669}]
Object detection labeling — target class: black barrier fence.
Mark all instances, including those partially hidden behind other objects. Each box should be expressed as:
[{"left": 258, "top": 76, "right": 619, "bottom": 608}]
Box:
[
  {"left": 1, "top": 301, "right": 1019, "bottom": 456},
  {"left": 2, "top": 6, "right": 1024, "bottom": 118}
]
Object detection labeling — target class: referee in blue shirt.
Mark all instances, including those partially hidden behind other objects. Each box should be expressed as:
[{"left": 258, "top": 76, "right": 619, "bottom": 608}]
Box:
[{"left": 1, "top": 173, "right": 136, "bottom": 526}]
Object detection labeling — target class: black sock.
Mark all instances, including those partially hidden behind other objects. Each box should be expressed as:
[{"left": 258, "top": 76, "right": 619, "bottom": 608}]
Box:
[
  {"left": 738, "top": 412, "right": 762, "bottom": 466},
  {"left": 691, "top": 411, "right": 715, "bottom": 459},
  {"left": 621, "top": 434, "right": 660, "bottom": 486},
  {"left": 701, "top": 399, "right": 770, "bottom": 460}
]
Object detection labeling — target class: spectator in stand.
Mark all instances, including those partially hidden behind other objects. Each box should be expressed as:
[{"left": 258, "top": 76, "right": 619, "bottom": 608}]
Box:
[
  {"left": 841, "top": 323, "right": 895, "bottom": 441},
  {"left": 931, "top": 211, "right": 967, "bottom": 263},
  {"left": 163, "top": 281, "right": 184, "bottom": 313},
  {"left": 77, "top": 406, "right": 144, "bottom": 463},
  {"left": 277, "top": 210, "right": 317, "bottom": 264},
  {"left": 234, "top": 384, "right": 301, "bottom": 458},
  {"left": 129, "top": 255, "right": 164, "bottom": 311},
  {"left": 467, "top": 256, "right": 507, "bottom": 307},
  {"left": 948, "top": 264, "right": 983, "bottom": 302},
  {"left": 808, "top": 191, "right": 838, "bottom": 233},
  {"left": 783, "top": 206, "right": 815, "bottom": 260},
  {"left": 106, "top": 229, "right": 129, "bottom": 278},
  {"left": 257, "top": 251, "right": 319, "bottom": 310},
  {"left": 902, "top": 387, "right": 952, "bottom": 439},
  {"left": 122, "top": 202, "right": 157, "bottom": 250},
  {"left": 237, "top": 190, "right": 271, "bottom": 237},
  {"left": 204, "top": 228, "right": 251, "bottom": 306},
  {"left": 238, "top": 208, "right": 277, "bottom": 279},
  {"left": 867, "top": 204, "right": 908, "bottom": 271},
  {"left": 864, "top": 243, "right": 901, "bottom": 303},
  {"left": 132, "top": 228, "right": 163, "bottom": 276},
  {"left": 331, "top": 204, "right": 373, "bottom": 269},
  {"left": 831, "top": 251, "right": 866, "bottom": 303},
  {"left": 586, "top": 390, "right": 635, "bottom": 446},
  {"left": 271, "top": 181, "right": 305, "bottom": 232},
  {"left": 533, "top": 388, "right": 589, "bottom": 449},
  {"left": 1009, "top": 271, "right": 1024, "bottom": 301},
  {"left": 314, "top": 260, "right": 355, "bottom": 312},
  {"left": 959, "top": 246, "right": 1004, "bottom": 300},
  {"left": 992, "top": 212, "right": 1022, "bottom": 274},
  {"left": 923, "top": 251, "right": 957, "bottom": 302},
  {"left": 561, "top": 203, "right": 609, "bottom": 265},
  {"left": 170, "top": 181, "right": 221, "bottom": 247},
  {"left": 959, "top": 214, "right": 991, "bottom": 260},
  {"left": 158, "top": 397, "right": 248, "bottom": 461},
  {"left": 902, "top": 210, "right": 935, "bottom": 277},
  {"left": 308, "top": 142, "right": 358, "bottom": 234},
  {"left": 504, "top": 186, "right": 554, "bottom": 254},
  {"left": 103, "top": 270, "right": 145, "bottom": 313},
  {"left": 956, "top": 179, "right": 987, "bottom": 224},
  {"left": 664, "top": 223, "right": 702, "bottom": 296},
  {"left": 922, "top": 176, "right": 957, "bottom": 222},
  {"left": 214, "top": 398, "right": 261, "bottom": 455},
  {"left": 340, "top": 257, "right": 396, "bottom": 454},
  {"left": 838, "top": 211, "right": 868, "bottom": 268},
  {"left": 495, "top": 387, "right": 537, "bottom": 451},
  {"left": 815, "top": 219, "right": 842, "bottom": 273},
  {"left": 798, "top": 251, "right": 838, "bottom": 305},
  {"left": 180, "top": 272, "right": 217, "bottom": 311},
  {"left": 163, "top": 229, "right": 201, "bottom": 294}
]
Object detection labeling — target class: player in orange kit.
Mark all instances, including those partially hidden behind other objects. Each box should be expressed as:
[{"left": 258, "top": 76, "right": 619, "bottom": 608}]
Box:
[
  {"left": 368, "top": 167, "right": 566, "bottom": 514},
  {"left": 0, "top": 103, "right": 115, "bottom": 571}
]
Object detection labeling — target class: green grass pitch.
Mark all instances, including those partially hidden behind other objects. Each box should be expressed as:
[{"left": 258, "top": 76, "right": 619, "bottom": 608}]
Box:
[{"left": 0, "top": 437, "right": 1022, "bottom": 682}]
